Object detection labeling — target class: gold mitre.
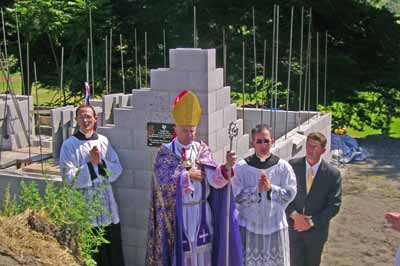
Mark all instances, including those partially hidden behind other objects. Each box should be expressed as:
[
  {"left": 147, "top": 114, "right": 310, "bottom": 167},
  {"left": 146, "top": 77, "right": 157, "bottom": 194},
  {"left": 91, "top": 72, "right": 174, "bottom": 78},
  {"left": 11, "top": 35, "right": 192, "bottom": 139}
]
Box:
[{"left": 172, "top": 90, "right": 202, "bottom": 126}]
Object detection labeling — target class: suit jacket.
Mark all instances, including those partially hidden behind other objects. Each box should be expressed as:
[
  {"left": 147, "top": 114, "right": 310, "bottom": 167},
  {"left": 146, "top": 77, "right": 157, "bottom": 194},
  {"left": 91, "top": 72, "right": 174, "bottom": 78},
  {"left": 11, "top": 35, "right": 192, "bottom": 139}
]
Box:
[{"left": 287, "top": 156, "right": 342, "bottom": 237}]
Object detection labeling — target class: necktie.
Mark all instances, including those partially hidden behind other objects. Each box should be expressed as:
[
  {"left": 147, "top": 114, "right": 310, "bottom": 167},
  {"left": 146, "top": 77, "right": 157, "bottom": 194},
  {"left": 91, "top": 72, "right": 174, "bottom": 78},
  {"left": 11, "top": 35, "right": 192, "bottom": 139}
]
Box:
[{"left": 306, "top": 167, "right": 314, "bottom": 194}]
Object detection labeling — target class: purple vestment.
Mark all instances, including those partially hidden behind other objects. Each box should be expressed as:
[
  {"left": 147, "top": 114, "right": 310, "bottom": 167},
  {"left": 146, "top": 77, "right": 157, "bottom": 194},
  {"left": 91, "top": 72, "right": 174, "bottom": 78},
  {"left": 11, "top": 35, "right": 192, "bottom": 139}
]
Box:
[{"left": 146, "top": 142, "right": 243, "bottom": 266}]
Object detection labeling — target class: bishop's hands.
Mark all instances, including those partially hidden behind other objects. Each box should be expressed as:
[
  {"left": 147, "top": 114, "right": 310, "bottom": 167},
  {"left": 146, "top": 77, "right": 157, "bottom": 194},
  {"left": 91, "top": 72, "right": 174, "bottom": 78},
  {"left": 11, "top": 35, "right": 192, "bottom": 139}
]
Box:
[
  {"left": 385, "top": 212, "right": 400, "bottom": 232},
  {"left": 89, "top": 146, "right": 103, "bottom": 166},
  {"left": 225, "top": 151, "right": 237, "bottom": 169},
  {"left": 291, "top": 211, "right": 313, "bottom": 232},
  {"left": 221, "top": 151, "right": 237, "bottom": 181},
  {"left": 188, "top": 167, "right": 203, "bottom": 182},
  {"left": 258, "top": 172, "right": 271, "bottom": 193}
]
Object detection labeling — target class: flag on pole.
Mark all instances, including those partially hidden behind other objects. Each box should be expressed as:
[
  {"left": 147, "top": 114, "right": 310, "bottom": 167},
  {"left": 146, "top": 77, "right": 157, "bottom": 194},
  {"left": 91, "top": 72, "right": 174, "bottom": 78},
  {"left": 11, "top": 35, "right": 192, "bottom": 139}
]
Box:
[{"left": 84, "top": 82, "right": 91, "bottom": 105}]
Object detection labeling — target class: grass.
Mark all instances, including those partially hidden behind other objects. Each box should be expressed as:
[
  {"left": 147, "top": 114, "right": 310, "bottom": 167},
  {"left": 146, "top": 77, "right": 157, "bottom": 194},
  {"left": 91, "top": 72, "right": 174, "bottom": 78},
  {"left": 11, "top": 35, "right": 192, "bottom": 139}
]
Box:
[
  {"left": 0, "top": 72, "right": 59, "bottom": 106},
  {"left": 0, "top": 72, "right": 96, "bottom": 106},
  {"left": 347, "top": 117, "right": 400, "bottom": 138}
]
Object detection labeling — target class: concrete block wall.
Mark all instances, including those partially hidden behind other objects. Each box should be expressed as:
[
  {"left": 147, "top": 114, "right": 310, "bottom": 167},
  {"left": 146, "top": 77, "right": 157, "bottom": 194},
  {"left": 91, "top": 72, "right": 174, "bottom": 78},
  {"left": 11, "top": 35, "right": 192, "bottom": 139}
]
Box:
[
  {"left": 102, "top": 93, "right": 132, "bottom": 125},
  {"left": 96, "top": 48, "right": 250, "bottom": 266},
  {"left": 272, "top": 113, "right": 332, "bottom": 161},
  {"left": 51, "top": 106, "right": 74, "bottom": 161},
  {"left": 237, "top": 107, "right": 331, "bottom": 160},
  {"left": 0, "top": 95, "right": 35, "bottom": 150},
  {"left": 237, "top": 108, "right": 318, "bottom": 140}
]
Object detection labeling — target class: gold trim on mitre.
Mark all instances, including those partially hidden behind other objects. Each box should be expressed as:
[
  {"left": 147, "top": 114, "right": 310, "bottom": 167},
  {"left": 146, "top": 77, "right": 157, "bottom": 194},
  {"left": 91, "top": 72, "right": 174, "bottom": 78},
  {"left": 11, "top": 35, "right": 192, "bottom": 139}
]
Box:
[{"left": 172, "top": 90, "right": 202, "bottom": 126}]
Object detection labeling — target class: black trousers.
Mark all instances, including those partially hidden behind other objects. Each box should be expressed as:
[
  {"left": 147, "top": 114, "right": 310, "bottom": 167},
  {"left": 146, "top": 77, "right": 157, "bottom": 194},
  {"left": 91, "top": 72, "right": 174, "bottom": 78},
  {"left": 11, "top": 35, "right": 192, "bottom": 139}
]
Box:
[
  {"left": 289, "top": 227, "right": 328, "bottom": 266},
  {"left": 93, "top": 223, "right": 125, "bottom": 266}
]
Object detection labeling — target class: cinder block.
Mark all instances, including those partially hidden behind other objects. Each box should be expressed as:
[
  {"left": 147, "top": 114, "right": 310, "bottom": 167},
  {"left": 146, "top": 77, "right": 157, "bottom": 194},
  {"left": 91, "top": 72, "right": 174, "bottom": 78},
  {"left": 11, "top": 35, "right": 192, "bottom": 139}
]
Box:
[
  {"left": 122, "top": 245, "right": 137, "bottom": 266},
  {"left": 107, "top": 127, "right": 134, "bottom": 150},
  {"left": 150, "top": 69, "right": 194, "bottom": 94},
  {"left": 121, "top": 226, "right": 147, "bottom": 247},
  {"left": 132, "top": 90, "right": 172, "bottom": 113},
  {"left": 130, "top": 112, "right": 150, "bottom": 132},
  {"left": 216, "top": 86, "right": 231, "bottom": 110},
  {"left": 150, "top": 68, "right": 223, "bottom": 94},
  {"left": 102, "top": 93, "right": 123, "bottom": 124},
  {"left": 134, "top": 208, "right": 149, "bottom": 230},
  {"left": 223, "top": 103, "right": 237, "bottom": 128},
  {"left": 133, "top": 130, "right": 148, "bottom": 149},
  {"left": 207, "top": 109, "right": 223, "bottom": 134},
  {"left": 136, "top": 246, "right": 147, "bottom": 266},
  {"left": 208, "top": 68, "right": 224, "bottom": 92},
  {"left": 115, "top": 187, "right": 150, "bottom": 211},
  {"left": 236, "top": 119, "right": 244, "bottom": 137},
  {"left": 243, "top": 108, "right": 264, "bottom": 122},
  {"left": 118, "top": 149, "right": 147, "bottom": 170},
  {"left": 113, "top": 107, "right": 135, "bottom": 129},
  {"left": 217, "top": 126, "right": 229, "bottom": 150},
  {"left": 149, "top": 111, "right": 174, "bottom": 125},
  {"left": 114, "top": 169, "right": 135, "bottom": 188},
  {"left": 133, "top": 170, "right": 153, "bottom": 191},
  {"left": 51, "top": 105, "right": 74, "bottom": 159},
  {"left": 119, "top": 94, "right": 132, "bottom": 107},
  {"left": 237, "top": 134, "right": 250, "bottom": 159},
  {"left": 60, "top": 109, "right": 74, "bottom": 141},
  {"left": 169, "top": 48, "right": 216, "bottom": 72},
  {"left": 119, "top": 206, "right": 136, "bottom": 228},
  {"left": 206, "top": 131, "right": 217, "bottom": 152}
]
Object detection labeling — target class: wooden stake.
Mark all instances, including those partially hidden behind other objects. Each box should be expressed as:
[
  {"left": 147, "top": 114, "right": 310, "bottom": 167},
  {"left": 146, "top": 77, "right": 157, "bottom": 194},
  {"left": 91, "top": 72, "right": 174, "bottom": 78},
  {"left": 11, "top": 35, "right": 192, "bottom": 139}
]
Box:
[
  {"left": 252, "top": 6, "right": 258, "bottom": 108},
  {"left": 144, "top": 31, "right": 148, "bottom": 87},
  {"left": 120, "top": 34, "right": 126, "bottom": 94},
  {"left": 109, "top": 28, "right": 113, "bottom": 93},
  {"left": 285, "top": 7, "right": 294, "bottom": 139},
  {"left": 324, "top": 31, "right": 328, "bottom": 107},
  {"left": 15, "top": 12, "right": 25, "bottom": 95},
  {"left": 242, "top": 41, "right": 245, "bottom": 133},
  {"left": 299, "top": 6, "right": 304, "bottom": 110},
  {"left": 60, "top": 47, "right": 65, "bottom": 105},
  {"left": 163, "top": 29, "right": 167, "bottom": 67},
  {"left": 89, "top": 7, "right": 95, "bottom": 96},
  {"left": 105, "top": 35, "right": 108, "bottom": 93}
]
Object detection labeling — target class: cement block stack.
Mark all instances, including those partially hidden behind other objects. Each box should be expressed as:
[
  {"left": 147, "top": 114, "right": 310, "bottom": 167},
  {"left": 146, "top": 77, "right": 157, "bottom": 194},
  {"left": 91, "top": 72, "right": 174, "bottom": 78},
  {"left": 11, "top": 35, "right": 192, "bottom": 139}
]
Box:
[{"left": 0, "top": 95, "right": 35, "bottom": 151}]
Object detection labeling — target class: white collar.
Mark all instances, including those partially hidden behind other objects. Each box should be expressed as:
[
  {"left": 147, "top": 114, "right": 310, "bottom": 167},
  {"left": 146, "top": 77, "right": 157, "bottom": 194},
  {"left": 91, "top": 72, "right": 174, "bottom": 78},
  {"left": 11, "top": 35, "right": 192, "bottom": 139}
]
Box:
[
  {"left": 79, "top": 129, "right": 94, "bottom": 139},
  {"left": 255, "top": 153, "right": 272, "bottom": 162},
  {"left": 175, "top": 139, "right": 194, "bottom": 150},
  {"left": 306, "top": 158, "right": 322, "bottom": 175}
]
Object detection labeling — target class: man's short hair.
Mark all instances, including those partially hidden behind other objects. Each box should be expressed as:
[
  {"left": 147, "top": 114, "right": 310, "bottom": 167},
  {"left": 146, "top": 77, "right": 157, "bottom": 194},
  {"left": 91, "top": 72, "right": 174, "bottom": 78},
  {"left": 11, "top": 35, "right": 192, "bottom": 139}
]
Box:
[
  {"left": 75, "top": 104, "right": 96, "bottom": 117},
  {"left": 251, "top": 124, "right": 272, "bottom": 139},
  {"left": 307, "top": 132, "right": 327, "bottom": 148}
]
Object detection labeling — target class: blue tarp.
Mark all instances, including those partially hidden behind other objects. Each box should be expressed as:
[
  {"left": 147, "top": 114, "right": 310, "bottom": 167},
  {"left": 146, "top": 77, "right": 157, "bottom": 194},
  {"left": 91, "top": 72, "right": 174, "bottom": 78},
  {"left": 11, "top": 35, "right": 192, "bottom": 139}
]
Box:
[{"left": 331, "top": 133, "right": 367, "bottom": 163}]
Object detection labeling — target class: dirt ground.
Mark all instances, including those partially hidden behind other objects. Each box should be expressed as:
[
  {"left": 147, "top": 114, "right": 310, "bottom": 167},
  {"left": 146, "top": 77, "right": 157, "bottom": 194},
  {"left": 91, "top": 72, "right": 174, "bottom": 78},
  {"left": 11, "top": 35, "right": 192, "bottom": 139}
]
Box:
[
  {"left": 322, "top": 135, "right": 400, "bottom": 266},
  {"left": 0, "top": 210, "right": 80, "bottom": 266}
]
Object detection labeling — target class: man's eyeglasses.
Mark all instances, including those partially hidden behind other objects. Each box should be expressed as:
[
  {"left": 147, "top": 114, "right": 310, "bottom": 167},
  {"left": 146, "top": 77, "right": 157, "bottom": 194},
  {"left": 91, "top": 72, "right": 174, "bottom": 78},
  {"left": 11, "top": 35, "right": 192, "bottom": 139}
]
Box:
[
  {"left": 77, "top": 115, "right": 94, "bottom": 120},
  {"left": 255, "top": 139, "right": 270, "bottom": 144}
]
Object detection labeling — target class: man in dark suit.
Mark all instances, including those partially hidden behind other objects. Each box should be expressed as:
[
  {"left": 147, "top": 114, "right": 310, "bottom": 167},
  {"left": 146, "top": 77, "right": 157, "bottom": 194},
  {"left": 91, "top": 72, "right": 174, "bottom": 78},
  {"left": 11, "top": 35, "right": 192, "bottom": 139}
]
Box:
[{"left": 287, "top": 132, "right": 342, "bottom": 266}]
